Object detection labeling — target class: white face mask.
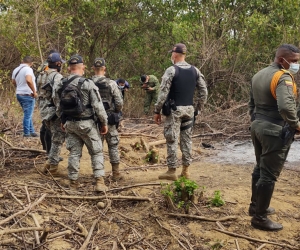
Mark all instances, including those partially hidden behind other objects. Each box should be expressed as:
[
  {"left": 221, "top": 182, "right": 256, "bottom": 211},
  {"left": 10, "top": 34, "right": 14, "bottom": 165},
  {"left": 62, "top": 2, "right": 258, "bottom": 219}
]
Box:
[
  {"left": 283, "top": 58, "right": 300, "bottom": 74},
  {"left": 170, "top": 55, "right": 175, "bottom": 64}
]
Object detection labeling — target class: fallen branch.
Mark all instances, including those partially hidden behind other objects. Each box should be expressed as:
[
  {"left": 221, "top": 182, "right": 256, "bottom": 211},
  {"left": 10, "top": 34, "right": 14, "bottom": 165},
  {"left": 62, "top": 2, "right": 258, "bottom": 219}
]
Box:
[
  {"left": 47, "top": 195, "right": 152, "bottom": 202},
  {"left": 120, "top": 133, "right": 157, "bottom": 139},
  {"left": 51, "top": 218, "right": 86, "bottom": 237},
  {"left": 166, "top": 213, "right": 238, "bottom": 222},
  {"left": 148, "top": 139, "right": 166, "bottom": 147},
  {"left": 0, "top": 238, "right": 16, "bottom": 245},
  {"left": 48, "top": 230, "right": 72, "bottom": 239},
  {"left": 256, "top": 244, "right": 266, "bottom": 250},
  {"left": 79, "top": 219, "right": 98, "bottom": 250},
  {"left": 215, "top": 229, "right": 297, "bottom": 249},
  {"left": 0, "top": 136, "right": 13, "bottom": 147},
  {"left": 30, "top": 213, "right": 41, "bottom": 245},
  {"left": 107, "top": 182, "right": 164, "bottom": 192},
  {"left": 8, "top": 147, "right": 46, "bottom": 154},
  {"left": 0, "top": 227, "right": 44, "bottom": 235},
  {"left": 192, "top": 132, "right": 224, "bottom": 138},
  {"left": 0, "top": 194, "right": 46, "bottom": 226}
]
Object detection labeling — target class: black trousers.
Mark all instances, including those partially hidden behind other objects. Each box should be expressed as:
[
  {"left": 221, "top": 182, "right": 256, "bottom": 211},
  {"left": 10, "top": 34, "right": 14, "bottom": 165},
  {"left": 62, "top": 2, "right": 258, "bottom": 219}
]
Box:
[{"left": 40, "top": 121, "right": 52, "bottom": 153}]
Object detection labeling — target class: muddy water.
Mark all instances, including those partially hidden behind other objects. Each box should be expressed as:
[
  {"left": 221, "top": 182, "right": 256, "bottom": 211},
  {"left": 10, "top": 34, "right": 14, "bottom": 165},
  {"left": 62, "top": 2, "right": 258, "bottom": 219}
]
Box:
[{"left": 204, "top": 140, "right": 300, "bottom": 171}]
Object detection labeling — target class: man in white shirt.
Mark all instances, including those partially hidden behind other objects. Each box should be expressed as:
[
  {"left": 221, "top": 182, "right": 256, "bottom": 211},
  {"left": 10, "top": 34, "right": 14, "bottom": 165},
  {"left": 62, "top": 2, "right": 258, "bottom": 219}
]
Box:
[{"left": 12, "top": 56, "right": 38, "bottom": 137}]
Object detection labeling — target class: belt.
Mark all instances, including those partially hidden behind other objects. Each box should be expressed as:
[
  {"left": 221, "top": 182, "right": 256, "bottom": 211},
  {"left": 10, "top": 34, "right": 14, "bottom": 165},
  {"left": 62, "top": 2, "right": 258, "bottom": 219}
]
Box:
[
  {"left": 255, "top": 113, "right": 285, "bottom": 126},
  {"left": 17, "top": 94, "right": 31, "bottom": 96},
  {"left": 66, "top": 115, "right": 94, "bottom": 122}
]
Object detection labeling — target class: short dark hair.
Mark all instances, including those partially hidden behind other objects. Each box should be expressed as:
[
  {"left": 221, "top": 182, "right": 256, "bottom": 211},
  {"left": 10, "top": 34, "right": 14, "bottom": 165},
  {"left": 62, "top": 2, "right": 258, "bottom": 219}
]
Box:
[
  {"left": 276, "top": 44, "right": 300, "bottom": 58},
  {"left": 118, "top": 78, "right": 125, "bottom": 84},
  {"left": 22, "top": 56, "right": 33, "bottom": 63}
]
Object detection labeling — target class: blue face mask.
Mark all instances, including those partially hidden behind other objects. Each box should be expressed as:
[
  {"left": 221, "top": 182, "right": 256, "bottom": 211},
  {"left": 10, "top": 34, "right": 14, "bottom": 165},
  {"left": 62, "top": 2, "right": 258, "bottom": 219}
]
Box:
[
  {"left": 118, "top": 85, "right": 125, "bottom": 90},
  {"left": 283, "top": 58, "right": 300, "bottom": 74}
]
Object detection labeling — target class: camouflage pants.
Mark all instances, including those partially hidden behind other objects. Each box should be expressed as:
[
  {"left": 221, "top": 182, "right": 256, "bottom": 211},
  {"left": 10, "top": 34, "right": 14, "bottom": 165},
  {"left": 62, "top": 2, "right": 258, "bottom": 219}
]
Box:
[
  {"left": 144, "top": 91, "right": 157, "bottom": 115},
  {"left": 100, "top": 124, "right": 120, "bottom": 164},
  {"left": 250, "top": 119, "right": 292, "bottom": 184},
  {"left": 46, "top": 117, "right": 65, "bottom": 165},
  {"left": 164, "top": 106, "right": 194, "bottom": 168},
  {"left": 64, "top": 119, "right": 104, "bottom": 180}
]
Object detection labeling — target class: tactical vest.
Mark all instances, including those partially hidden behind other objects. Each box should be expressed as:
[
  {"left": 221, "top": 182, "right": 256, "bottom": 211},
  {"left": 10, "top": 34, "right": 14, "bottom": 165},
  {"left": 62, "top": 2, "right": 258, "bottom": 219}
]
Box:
[
  {"left": 94, "top": 77, "right": 114, "bottom": 112},
  {"left": 37, "top": 70, "right": 58, "bottom": 103},
  {"left": 169, "top": 65, "right": 198, "bottom": 106}
]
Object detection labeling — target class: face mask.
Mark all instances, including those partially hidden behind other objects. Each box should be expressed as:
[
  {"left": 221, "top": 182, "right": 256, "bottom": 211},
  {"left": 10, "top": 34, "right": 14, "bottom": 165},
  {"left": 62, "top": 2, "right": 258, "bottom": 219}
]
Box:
[
  {"left": 170, "top": 56, "right": 175, "bottom": 65},
  {"left": 118, "top": 85, "right": 125, "bottom": 89},
  {"left": 283, "top": 58, "right": 300, "bottom": 74}
]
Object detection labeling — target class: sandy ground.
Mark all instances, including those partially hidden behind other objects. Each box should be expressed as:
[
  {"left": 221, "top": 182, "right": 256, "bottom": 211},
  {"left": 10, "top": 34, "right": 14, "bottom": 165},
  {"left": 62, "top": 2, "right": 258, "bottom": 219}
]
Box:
[{"left": 1, "top": 122, "right": 300, "bottom": 249}]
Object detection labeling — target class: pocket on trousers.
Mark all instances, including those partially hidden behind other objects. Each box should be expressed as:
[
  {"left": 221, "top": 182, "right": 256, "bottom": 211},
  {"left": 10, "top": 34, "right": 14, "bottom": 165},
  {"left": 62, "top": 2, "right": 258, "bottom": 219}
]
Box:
[{"left": 263, "top": 129, "right": 280, "bottom": 137}]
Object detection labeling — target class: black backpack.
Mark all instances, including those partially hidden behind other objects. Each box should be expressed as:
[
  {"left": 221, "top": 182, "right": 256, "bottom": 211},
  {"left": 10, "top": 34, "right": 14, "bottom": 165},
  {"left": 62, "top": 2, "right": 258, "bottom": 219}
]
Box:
[{"left": 60, "top": 76, "right": 86, "bottom": 116}]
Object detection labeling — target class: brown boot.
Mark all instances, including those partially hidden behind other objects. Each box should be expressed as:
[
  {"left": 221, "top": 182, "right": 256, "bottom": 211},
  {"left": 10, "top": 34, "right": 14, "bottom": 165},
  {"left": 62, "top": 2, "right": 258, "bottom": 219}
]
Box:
[
  {"left": 43, "top": 161, "right": 58, "bottom": 174},
  {"left": 179, "top": 166, "right": 190, "bottom": 179},
  {"left": 59, "top": 179, "right": 79, "bottom": 190},
  {"left": 158, "top": 168, "right": 177, "bottom": 181},
  {"left": 111, "top": 163, "right": 124, "bottom": 182},
  {"left": 95, "top": 177, "right": 108, "bottom": 192}
]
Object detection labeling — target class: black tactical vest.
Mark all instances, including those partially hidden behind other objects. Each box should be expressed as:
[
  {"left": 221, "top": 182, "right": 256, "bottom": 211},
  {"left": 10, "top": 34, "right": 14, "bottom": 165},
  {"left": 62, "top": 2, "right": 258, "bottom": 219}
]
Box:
[
  {"left": 169, "top": 66, "right": 198, "bottom": 106},
  {"left": 94, "top": 77, "right": 114, "bottom": 112}
]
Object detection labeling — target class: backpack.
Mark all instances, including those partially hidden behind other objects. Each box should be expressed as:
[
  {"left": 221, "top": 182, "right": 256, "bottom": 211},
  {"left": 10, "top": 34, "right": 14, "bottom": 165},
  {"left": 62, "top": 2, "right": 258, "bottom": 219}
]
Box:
[{"left": 60, "top": 76, "right": 87, "bottom": 116}]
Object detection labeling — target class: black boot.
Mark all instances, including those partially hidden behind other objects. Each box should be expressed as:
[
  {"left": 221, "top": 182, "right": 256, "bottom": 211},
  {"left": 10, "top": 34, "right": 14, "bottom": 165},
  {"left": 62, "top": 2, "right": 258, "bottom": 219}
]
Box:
[
  {"left": 248, "top": 176, "right": 275, "bottom": 216},
  {"left": 251, "top": 182, "right": 282, "bottom": 231}
]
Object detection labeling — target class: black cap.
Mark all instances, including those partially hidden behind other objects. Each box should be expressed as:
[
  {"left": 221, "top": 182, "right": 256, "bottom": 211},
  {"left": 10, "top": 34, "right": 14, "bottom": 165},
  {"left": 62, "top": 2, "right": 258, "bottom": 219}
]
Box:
[
  {"left": 68, "top": 54, "right": 84, "bottom": 65},
  {"left": 140, "top": 75, "right": 147, "bottom": 83},
  {"left": 168, "top": 43, "right": 187, "bottom": 54},
  {"left": 93, "top": 57, "right": 105, "bottom": 67}
]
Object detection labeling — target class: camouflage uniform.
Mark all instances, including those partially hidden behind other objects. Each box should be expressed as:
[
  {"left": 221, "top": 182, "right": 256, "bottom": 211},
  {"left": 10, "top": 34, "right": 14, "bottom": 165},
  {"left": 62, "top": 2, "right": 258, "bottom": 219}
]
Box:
[
  {"left": 142, "top": 75, "right": 159, "bottom": 115},
  {"left": 37, "top": 69, "right": 65, "bottom": 166},
  {"left": 53, "top": 75, "right": 108, "bottom": 181},
  {"left": 154, "top": 61, "right": 207, "bottom": 168},
  {"left": 92, "top": 76, "right": 123, "bottom": 164}
]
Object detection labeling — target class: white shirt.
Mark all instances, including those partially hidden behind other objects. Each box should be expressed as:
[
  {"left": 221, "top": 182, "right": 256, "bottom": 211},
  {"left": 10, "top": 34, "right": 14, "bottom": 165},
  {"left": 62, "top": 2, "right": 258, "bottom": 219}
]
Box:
[{"left": 12, "top": 64, "right": 36, "bottom": 95}]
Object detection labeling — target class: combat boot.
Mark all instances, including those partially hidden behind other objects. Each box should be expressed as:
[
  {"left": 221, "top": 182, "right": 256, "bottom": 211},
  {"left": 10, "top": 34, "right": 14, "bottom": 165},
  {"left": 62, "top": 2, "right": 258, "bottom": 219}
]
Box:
[
  {"left": 179, "top": 166, "right": 190, "bottom": 179},
  {"left": 251, "top": 182, "right": 282, "bottom": 231},
  {"left": 111, "top": 163, "right": 124, "bottom": 182},
  {"left": 248, "top": 175, "right": 275, "bottom": 216},
  {"left": 59, "top": 179, "right": 79, "bottom": 190},
  {"left": 95, "top": 177, "right": 108, "bottom": 192},
  {"left": 43, "top": 160, "right": 58, "bottom": 175},
  {"left": 158, "top": 168, "right": 177, "bottom": 181}
]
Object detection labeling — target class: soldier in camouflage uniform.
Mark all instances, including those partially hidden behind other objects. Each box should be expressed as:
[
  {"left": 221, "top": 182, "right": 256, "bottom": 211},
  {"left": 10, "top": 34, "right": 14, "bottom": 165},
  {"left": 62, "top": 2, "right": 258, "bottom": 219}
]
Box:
[
  {"left": 91, "top": 58, "right": 124, "bottom": 181},
  {"left": 53, "top": 55, "right": 109, "bottom": 192},
  {"left": 248, "top": 44, "right": 300, "bottom": 231},
  {"left": 154, "top": 43, "right": 208, "bottom": 181},
  {"left": 36, "top": 52, "right": 65, "bottom": 174},
  {"left": 140, "top": 74, "right": 159, "bottom": 115}
]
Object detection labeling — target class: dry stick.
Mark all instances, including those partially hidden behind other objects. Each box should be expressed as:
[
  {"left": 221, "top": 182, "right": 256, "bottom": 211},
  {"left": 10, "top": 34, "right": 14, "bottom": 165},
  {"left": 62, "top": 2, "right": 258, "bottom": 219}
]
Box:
[
  {"left": 0, "top": 227, "right": 44, "bottom": 235},
  {"left": 48, "top": 230, "right": 72, "bottom": 239},
  {"left": 30, "top": 213, "right": 41, "bottom": 245},
  {"left": 0, "top": 226, "right": 32, "bottom": 244},
  {"left": 0, "top": 137, "right": 13, "bottom": 147},
  {"left": 192, "top": 132, "right": 224, "bottom": 138},
  {"left": 0, "top": 194, "right": 46, "bottom": 226},
  {"left": 166, "top": 213, "right": 238, "bottom": 222},
  {"left": 256, "top": 244, "right": 266, "bottom": 250},
  {"left": 8, "top": 147, "right": 46, "bottom": 154},
  {"left": 39, "top": 227, "right": 50, "bottom": 243},
  {"left": 79, "top": 219, "right": 98, "bottom": 250},
  {"left": 77, "top": 223, "right": 88, "bottom": 237},
  {"left": 122, "top": 163, "right": 167, "bottom": 171},
  {"left": 234, "top": 239, "right": 240, "bottom": 250},
  {"left": 215, "top": 221, "right": 226, "bottom": 231},
  {"left": 214, "top": 229, "right": 297, "bottom": 249},
  {"left": 51, "top": 218, "right": 85, "bottom": 237},
  {"left": 7, "top": 189, "right": 24, "bottom": 207},
  {"left": 0, "top": 238, "right": 16, "bottom": 245},
  {"left": 112, "top": 241, "right": 118, "bottom": 250},
  {"left": 107, "top": 182, "right": 164, "bottom": 192},
  {"left": 24, "top": 186, "right": 31, "bottom": 203},
  {"left": 47, "top": 195, "right": 152, "bottom": 202},
  {"left": 120, "top": 132, "right": 157, "bottom": 139}
]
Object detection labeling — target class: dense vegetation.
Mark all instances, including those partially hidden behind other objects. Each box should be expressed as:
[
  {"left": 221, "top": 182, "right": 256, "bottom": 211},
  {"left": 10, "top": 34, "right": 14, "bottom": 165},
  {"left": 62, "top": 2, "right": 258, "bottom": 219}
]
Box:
[{"left": 1, "top": 0, "right": 300, "bottom": 115}]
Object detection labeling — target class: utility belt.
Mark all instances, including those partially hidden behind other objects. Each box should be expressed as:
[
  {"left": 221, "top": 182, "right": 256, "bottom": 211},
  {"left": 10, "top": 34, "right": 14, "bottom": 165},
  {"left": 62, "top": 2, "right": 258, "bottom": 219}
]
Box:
[
  {"left": 66, "top": 115, "right": 94, "bottom": 122},
  {"left": 255, "top": 113, "right": 285, "bottom": 126}
]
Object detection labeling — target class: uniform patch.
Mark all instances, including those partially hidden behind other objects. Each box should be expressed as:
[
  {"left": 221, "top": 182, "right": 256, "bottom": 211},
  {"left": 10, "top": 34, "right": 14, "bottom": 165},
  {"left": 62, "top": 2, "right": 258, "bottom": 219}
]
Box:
[{"left": 285, "top": 80, "right": 293, "bottom": 86}]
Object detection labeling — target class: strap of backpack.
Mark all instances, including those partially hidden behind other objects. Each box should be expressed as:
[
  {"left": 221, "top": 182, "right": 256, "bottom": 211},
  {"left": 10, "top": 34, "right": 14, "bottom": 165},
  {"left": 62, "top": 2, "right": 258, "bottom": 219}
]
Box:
[
  {"left": 62, "top": 75, "right": 81, "bottom": 89},
  {"left": 270, "top": 69, "right": 297, "bottom": 99},
  {"left": 14, "top": 65, "right": 27, "bottom": 78},
  {"left": 78, "top": 77, "right": 92, "bottom": 109}
]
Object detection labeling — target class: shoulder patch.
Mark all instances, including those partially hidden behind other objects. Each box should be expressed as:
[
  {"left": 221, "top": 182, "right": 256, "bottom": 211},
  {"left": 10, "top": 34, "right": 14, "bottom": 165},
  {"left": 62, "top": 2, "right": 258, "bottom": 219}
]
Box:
[{"left": 285, "top": 80, "right": 293, "bottom": 86}]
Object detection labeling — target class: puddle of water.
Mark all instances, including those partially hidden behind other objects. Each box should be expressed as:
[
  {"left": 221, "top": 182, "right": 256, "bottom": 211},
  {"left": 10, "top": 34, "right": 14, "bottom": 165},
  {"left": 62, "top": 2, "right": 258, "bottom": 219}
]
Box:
[{"left": 205, "top": 140, "right": 300, "bottom": 170}]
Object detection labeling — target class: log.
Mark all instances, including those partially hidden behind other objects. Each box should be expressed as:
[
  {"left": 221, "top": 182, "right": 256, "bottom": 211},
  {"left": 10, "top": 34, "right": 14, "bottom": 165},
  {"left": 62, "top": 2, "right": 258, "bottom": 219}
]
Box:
[
  {"left": 79, "top": 219, "right": 98, "bottom": 250},
  {"left": 47, "top": 195, "right": 152, "bottom": 202},
  {"left": 8, "top": 147, "right": 46, "bottom": 154},
  {"left": 0, "top": 194, "right": 46, "bottom": 226},
  {"left": 166, "top": 213, "right": 238, "bottom": 222},
  {"left": 148, "top": 139, "right": 166, "bottom": 146},
  {"left": 120, "top": 133, "right": 157, "bottom": 139},
  {"left": 108, "top": 182, "right": 164, "bottom": 192},
  {"left": 48, "top": 230, "right": 72, "bottom": 239}
]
